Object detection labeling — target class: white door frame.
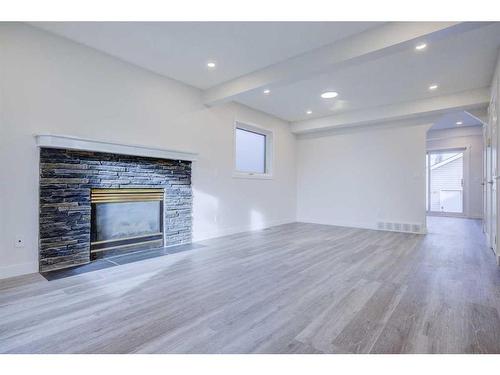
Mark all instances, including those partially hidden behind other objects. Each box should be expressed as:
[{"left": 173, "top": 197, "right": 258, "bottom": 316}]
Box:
[
  {"left": 484, "top": 73, "right": 498, "bottom": 258},
  {"left": 490, "top": 76, "right": 499, "bottom": 256}
]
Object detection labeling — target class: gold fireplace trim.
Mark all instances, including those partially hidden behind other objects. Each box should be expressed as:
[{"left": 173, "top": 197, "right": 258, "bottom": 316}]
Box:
[{"left": 91, "top": 188, "right": 164, "bottom": 203}]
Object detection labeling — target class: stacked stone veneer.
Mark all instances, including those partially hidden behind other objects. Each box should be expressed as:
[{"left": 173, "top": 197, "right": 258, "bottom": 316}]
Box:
[{"left": 39, "top": 148, "right": 192, "bottom": 272}]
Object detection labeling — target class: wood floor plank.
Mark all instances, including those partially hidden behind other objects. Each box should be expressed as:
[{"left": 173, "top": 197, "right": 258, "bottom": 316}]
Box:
[{"left": 332, "top": 282, "right": 406, "bottom": 353}]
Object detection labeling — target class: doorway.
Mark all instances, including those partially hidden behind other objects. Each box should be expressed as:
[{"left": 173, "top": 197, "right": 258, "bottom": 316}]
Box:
[{"left": 426, "top": 149, "right": 465, "bottom": 215}]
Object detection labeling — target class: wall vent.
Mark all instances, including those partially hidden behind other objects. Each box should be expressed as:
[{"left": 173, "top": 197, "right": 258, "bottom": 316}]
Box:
[{"left": 376, "top": 222, "right": 423, "bottom": 234}]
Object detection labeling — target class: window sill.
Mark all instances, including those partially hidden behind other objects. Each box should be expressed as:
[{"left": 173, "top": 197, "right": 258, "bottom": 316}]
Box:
[{"left": 232, "top": 172, "right": 273, "bottom": 180}]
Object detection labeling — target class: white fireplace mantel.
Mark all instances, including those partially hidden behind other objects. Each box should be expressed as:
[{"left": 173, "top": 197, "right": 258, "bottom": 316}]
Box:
[{"left": 35, "top": 134, "right": 198, "bottom": 162}]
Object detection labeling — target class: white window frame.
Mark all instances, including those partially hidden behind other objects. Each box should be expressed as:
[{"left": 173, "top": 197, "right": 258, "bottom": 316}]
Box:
[{"left": 233, "top": 121, "right": 274, "bottom": 179}]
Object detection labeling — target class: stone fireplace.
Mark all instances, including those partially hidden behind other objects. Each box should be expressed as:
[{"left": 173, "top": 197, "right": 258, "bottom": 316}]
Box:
[{"left": 39, "top": 147, "right": 193, "bottom": 272}]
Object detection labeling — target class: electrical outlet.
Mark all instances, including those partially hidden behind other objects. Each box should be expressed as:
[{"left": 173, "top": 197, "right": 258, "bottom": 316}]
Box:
[{"left": 14, "top": 237, "right": 25, "bottom": 248}]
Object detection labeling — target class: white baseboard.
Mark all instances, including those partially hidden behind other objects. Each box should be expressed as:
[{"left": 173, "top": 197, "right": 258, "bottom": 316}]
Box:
[
  {"left": 427, "top": 212, "right": 483, "bottom": 220},
  {"left": 297, "top": 218, "right": 426, "bottom": 234},
  {"left": 0, "top": 262, "right": 38, "bottom": 280},
  {"left": 193, "top": 218, "right": 295, "bottom": 242},
  {"left": 297, "top": 218, "right": 379, "bottom": 231},
  {"left": 468, "top": 215, "right": 484, "bottom": 220}
]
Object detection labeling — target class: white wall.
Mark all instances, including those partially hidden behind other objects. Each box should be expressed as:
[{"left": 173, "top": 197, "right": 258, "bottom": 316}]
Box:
[
  {"left": 296, "top": 123, "right": 429, "bottom": 231},
  {"left": 426, "top": 126, "right": 484, "bottom": 219},
  {"left": 0, "top": 23, "right": 297, "bottom": 278}
]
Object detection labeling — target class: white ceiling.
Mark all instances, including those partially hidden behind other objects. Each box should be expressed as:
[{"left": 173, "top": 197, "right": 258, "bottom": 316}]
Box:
[
  {"left": 31, "top": 21, "right": 379, "bottom": 90},
  {"left": 430, "top": 110, "right": 483, "bottom": 131},
  {"left": 30, "top": 22, "right": 500, "bottom": 126},
  {"left": 237, "top": 23, "right": 500, "bottom": 121}
]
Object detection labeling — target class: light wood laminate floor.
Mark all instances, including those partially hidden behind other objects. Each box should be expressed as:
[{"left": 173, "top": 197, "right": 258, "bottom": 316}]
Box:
[{"left": 1, "top": 217, "right": 500, "bottom": 353}]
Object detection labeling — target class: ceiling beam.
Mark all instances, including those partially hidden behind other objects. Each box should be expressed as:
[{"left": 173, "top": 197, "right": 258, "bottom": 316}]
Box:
[
  {"left": 203, "top": 22, "right": 489, "bottom": 106},
  {"left": 296, "top": 115, "right": 439, "bottom": 140},
  {"left": 291, "top": 88, "right": 490, "bottom": 134}
]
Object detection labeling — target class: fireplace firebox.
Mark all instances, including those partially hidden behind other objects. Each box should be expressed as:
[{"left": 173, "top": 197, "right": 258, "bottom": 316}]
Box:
[{"left": 90, "top": 188, "right": 165, "bottom": 257}]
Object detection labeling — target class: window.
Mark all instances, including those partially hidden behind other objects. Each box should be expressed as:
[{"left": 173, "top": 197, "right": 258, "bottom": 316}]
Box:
[
  {"left": 234, "top": 123, "right": 272, "bottom": 178},
  {"left": 235, "top": 128, "right": 266, "bottom": 173}
]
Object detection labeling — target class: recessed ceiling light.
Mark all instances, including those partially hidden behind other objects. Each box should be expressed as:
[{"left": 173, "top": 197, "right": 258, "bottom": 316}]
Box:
[
  {"left": 206, "top": 61, "right": 216, "bottom": 69},
  {"left": 263, "top": 89, "right": 271, "bottom": 95},
  {"left": 306, "top": 110, "right": 312, "bottom": 115},
  {"left": 456, "top": 121, "right": 463, "bottom": 125},
  {"left": 415, "top": 43, "right": 427, "bottom": 51},
  {"left": 428, "top": 84, "right": 438, "bottom": 91},
  {"left": 321, "top": 91, "right": 339, "bottom": 99}
]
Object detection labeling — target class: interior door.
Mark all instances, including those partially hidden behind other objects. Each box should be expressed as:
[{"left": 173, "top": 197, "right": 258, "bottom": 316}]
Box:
[
  {"left": 483, "top": 123, "right": 489, "bottom": 234},
  {"left": 490, "top": 82, "right": 498, "bottom": 251},
  {"left": 490, "top": 125, "right": 497, "bottom": 251}
]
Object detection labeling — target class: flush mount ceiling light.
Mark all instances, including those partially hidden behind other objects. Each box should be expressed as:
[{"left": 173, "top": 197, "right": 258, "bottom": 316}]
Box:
[
  {"left": 415, "top": 43, "right": 427, "bottom": 51},
  {"left": 456, "top": 121, "right": 463, "bottom": 125},
  {"left": 263, "top": 89, "right": 271, "bottom": 95},
  {"left": 321, "top": 91, "right": 339, "bottom": 99},
  {"left": 206, "top": 61, "right": 216, "bottom": 69},
  {"left": 306, "top": 110, "right": 312, "bottom": 115},
  {"left": 428, "top": 84, "right": 438, "bottom": 91}
]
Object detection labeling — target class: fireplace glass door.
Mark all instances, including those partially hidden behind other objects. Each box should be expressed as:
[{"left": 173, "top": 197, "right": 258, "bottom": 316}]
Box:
[{"left": 90, "top": 188, "right": 164, "bottom": 255}]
